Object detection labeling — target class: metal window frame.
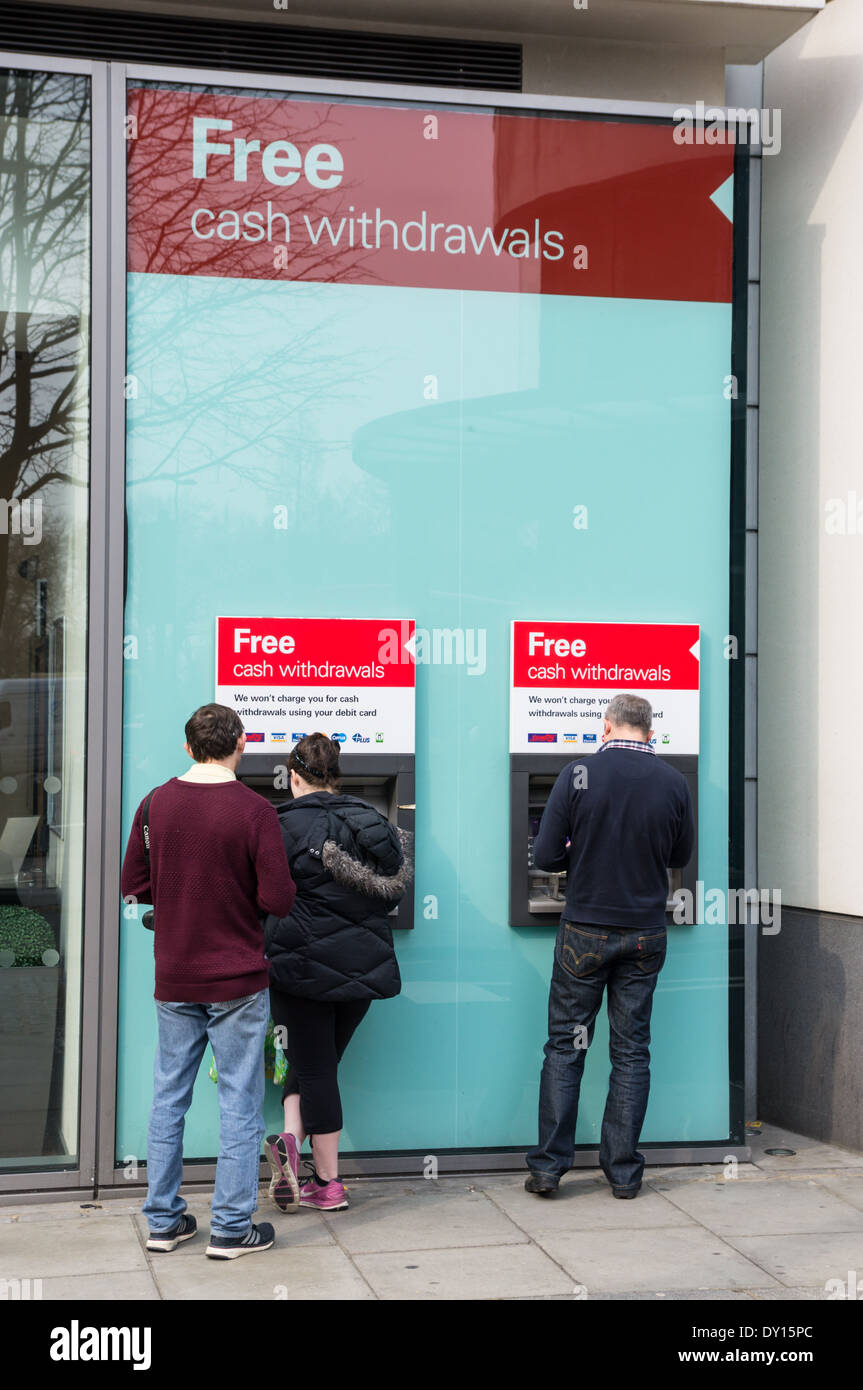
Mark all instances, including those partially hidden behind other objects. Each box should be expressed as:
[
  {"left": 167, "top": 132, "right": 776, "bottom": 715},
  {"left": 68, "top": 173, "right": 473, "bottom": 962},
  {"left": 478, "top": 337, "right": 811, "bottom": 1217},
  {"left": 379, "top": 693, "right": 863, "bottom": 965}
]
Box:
[
  {"left": 0, "top": 52, "right": 757, "bottom": 1194},
  {"left": 0, "top": 50, "right": 108, "bottom": 1197}
]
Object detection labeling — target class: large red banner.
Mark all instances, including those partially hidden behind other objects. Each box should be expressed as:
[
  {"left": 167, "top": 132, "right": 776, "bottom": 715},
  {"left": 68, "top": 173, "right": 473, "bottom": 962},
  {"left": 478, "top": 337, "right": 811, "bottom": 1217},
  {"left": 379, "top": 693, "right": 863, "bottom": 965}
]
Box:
[{"left": 127, "top": 87, "right": 734, "bottom": 302}]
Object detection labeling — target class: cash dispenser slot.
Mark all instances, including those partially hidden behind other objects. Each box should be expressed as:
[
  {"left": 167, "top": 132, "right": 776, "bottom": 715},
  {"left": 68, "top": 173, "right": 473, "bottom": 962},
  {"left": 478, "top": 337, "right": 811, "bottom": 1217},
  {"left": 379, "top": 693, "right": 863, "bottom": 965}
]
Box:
[
  {"left": 238, "top": 751, "right": 416, "bottom": 929},
  {"left": 510, "top": 752, "right": 698, "bottom": 927}
]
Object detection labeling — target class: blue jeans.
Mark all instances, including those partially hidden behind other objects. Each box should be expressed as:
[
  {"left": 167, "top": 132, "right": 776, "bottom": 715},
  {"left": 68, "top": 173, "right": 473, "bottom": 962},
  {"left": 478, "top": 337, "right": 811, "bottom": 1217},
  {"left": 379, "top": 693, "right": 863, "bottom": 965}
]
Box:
[
  {"left": 142, "top": 988, "right": 268, "bottom": 1236},
  {"left": 528, "top": 921, "right": 667, "bottom": 1190}
]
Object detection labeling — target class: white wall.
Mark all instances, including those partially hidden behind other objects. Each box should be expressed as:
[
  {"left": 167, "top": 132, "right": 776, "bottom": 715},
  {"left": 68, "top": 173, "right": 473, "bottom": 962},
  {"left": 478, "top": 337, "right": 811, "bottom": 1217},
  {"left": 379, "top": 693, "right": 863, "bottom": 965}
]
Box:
[
  {"left": 522, "top": 38, "right": 724, "bottom": 103},
  {"left": 760, "top": 0, "right": 863, "bottom": 914}
]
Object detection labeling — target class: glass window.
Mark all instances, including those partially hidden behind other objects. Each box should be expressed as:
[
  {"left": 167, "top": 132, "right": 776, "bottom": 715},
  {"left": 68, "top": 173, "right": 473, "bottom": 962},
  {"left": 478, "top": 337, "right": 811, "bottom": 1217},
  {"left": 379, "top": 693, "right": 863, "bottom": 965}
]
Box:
[
  {"left": 0, "top": 69, "right": 90, "bottom": 1171},
  {"left": 119, "top": 78, "right": 737, "bottom": 1162}
]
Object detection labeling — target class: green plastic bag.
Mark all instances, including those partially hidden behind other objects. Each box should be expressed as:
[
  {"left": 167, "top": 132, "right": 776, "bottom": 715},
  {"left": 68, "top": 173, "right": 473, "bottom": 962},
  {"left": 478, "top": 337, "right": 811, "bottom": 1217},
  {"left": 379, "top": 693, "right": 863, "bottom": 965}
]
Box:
[{"left": 209, "top": 1015, "right": 288, "bottom": 1087}]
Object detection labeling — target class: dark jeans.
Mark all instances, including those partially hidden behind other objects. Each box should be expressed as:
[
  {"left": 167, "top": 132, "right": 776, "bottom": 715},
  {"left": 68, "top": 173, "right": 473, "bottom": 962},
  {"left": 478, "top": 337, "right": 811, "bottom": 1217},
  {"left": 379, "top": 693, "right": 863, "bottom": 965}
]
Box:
[
  {"left": 528, "top": 920, "right": 667, "bottom": 1191},
  {"left": 269, "top": 986, "right": 371, "bottom": 1134}
]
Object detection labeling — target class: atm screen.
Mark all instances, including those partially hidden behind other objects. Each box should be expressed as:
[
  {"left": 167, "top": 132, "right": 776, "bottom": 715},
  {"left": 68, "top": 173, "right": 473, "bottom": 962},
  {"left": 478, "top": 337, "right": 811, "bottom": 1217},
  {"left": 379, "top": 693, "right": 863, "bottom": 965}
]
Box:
[{"left": 527, "top": 774, "right": 567, "bottom": 913}]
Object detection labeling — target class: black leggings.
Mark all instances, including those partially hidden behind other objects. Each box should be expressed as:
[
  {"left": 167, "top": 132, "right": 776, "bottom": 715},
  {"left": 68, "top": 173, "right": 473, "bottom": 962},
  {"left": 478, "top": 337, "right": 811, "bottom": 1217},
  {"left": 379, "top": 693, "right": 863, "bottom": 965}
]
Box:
[{"left": 269, "top": 986, "right": 371, "bottom": 1135}]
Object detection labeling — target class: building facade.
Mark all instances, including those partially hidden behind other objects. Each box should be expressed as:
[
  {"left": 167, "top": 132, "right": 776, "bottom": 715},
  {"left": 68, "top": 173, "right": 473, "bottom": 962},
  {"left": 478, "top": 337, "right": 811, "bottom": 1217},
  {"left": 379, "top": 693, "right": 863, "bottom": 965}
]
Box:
[{"left": 3, "top": 0, "right": 855, "bottom": 1202}]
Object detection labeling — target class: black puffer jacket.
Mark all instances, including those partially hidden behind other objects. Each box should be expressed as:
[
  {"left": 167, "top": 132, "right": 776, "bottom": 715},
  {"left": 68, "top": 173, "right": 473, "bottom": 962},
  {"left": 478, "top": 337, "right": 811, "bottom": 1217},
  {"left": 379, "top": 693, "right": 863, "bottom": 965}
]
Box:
[{"left": 265, "top": 792, "right": 412, "bottom": 1001}]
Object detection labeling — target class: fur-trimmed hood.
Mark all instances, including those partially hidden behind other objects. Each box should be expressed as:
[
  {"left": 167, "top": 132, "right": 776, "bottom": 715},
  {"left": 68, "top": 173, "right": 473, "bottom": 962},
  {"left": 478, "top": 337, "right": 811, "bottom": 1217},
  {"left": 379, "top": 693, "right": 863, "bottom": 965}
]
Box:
[{"left": 321, "top": 825, "right": 414, "bottom": 902}]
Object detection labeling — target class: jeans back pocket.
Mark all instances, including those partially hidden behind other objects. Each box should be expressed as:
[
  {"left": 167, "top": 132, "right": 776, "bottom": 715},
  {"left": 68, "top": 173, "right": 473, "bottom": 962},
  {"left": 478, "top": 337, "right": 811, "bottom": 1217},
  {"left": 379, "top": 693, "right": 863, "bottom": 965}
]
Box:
[
  {"left": 634, "top": 931, "right": 667, "bottom": 975},
  {"left": 560, "top": 923, "right": 607, "bottom": 978}
]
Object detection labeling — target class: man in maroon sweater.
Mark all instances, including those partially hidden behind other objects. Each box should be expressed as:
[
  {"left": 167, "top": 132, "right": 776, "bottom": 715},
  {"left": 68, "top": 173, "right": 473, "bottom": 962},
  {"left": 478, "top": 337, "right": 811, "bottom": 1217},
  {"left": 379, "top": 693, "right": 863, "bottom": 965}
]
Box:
[{"left": 121, "top": 703, "right": 295, "bottom": 1259}]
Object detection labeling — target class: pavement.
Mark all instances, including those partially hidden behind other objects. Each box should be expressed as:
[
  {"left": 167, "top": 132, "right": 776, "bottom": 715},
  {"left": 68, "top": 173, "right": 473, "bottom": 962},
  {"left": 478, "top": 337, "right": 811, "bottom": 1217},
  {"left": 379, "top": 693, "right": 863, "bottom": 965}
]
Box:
[{"left": 2, "top": 1124, "right": 863, "bottom": 1301}]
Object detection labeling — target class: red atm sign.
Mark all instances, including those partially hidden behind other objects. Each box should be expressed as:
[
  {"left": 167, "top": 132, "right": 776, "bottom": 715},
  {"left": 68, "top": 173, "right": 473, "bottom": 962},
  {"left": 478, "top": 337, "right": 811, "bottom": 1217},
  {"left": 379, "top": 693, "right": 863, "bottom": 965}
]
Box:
[
  {"left": 510, "top": 620, "right": 701, "bottom": 755},
  {"left": 216, "top": 617, "right": 415, "bottom": 687},
  {"left": 215, "top": 617, "right": 416, "bottom": 756},
  {"left": 512, "top": 622, "right": 700, "bottom": 689}
]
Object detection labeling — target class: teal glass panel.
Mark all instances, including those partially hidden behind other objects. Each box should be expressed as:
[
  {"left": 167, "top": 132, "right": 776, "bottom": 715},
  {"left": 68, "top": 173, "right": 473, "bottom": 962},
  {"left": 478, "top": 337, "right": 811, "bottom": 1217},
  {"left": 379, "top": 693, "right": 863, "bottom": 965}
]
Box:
[{"left": 118, "top": 86, "right": 735, "bottom": 1162}]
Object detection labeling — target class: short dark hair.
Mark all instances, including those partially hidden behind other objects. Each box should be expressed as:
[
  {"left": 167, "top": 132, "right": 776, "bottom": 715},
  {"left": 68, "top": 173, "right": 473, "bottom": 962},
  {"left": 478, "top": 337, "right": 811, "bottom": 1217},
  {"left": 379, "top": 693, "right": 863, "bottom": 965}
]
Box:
[
  {"left": 288, "top": 731, "right": 341, "bottom": 789},
  {"left": 185, "top": 704, "right": 243, "bottom": 762}
]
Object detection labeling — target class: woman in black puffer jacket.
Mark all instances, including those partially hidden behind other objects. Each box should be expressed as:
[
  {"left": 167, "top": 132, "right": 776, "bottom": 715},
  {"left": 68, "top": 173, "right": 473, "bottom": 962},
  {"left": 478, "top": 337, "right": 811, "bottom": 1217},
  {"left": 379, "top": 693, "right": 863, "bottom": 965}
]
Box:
[{"left": 263, "top": 732, "right": 412, "bottom": 1215}]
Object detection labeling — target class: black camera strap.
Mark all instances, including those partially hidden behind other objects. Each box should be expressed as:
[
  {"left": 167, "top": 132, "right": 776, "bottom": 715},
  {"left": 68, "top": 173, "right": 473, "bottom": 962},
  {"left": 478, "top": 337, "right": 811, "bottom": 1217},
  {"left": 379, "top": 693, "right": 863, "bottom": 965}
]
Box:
[
  {"left": 142, "top": 787, "right": 156, "bottom": 857},
  {"left": 141, "top": 788, "right": 157, "bottom": 930}
]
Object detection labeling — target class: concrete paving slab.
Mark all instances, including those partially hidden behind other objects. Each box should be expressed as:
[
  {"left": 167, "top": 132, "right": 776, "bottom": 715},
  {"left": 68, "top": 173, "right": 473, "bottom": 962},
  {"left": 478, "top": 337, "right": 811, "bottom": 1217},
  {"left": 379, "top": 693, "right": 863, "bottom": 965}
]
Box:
[
  {"left": 811, "top": 1174, "right": 863, "bottom": 1213},
  {"left": 0, "top": 1201, "right": 142, "bottom": 1224},
  {"left": 353, "top": 1242, "right": 574, "bottom": 1300},
  {"left": 0, "top": 1215, "right": 148, "bottom": 1279},
  {"left": 726, "top": 1231, "right": 863, "bottom": 1289},
  {"left": 744, "top": 1285, "right": 825, "bottom": 1301},
  {"left": 750, "top": 1125, "right": 863, "bottom": 1172},
  {"left": 151, "top": 1244, "right": 375, "bottom": 1300},
  {"left": 481, "top": 1172, "right": 696, "bottom": 1233},
  {"left": 647, "top": 1164, "right": 761, "bottom": 1185},
  {"left": 656, "top": 1175, "right": 863, "bottom": 1236},
  {"left": 533, "top": 1226, "right": 783, "bottom": 1293},
  {"left": 323, "top": 1183, "right": 527, "bottom": 1253},
  {"left": 39, "top": 1270, "right": 161, "bottom": 1301},
  {"left": 587, "top": 1288, "right": 756, "bottom": 1301}
]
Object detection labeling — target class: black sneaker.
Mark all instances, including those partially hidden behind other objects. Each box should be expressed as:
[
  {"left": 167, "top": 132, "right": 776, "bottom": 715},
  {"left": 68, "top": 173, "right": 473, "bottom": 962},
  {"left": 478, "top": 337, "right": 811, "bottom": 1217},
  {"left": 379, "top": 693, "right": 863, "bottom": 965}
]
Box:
[
  {"left": 612, "top": 1183, "right": 642, "bottom": 1200},
  {"left": 524, "top": 1172, "right": 559, "bottom": 1197},
  {"left": 205, "top": 1221, "right": 275, "bottom": 1259},
  {"left": 146, "top": 1213, "right": 198, "bottom": 1252}
]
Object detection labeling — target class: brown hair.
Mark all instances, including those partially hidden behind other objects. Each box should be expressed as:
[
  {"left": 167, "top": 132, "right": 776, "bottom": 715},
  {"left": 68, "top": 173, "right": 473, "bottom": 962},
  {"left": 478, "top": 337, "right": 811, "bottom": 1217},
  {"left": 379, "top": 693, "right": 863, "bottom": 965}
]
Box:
[
  {"left": 288, "top": 732, "right": 341, "bottom": 790},
  {"left": 185, "top": 703, "right": 244, "bottom": 762}
]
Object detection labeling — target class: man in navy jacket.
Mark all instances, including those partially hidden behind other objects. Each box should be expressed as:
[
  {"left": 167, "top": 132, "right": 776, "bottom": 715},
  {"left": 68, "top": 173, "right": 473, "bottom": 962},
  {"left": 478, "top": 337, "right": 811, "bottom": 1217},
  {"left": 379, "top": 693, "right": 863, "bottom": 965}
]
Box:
[{"left": 525, "top": 693, "right": 694, "bottom": 1199}]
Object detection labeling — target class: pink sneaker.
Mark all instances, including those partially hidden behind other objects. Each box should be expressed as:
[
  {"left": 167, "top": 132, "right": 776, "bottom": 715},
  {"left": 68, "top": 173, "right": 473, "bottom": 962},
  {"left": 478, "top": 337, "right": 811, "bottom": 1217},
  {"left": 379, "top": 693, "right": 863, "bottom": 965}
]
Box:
[
  {"left": 265, "top": 1133, "right": 300, "bottom": 1213},
  {"left": 298, "top": 1173, "right": 349, "bottom": 1211}
]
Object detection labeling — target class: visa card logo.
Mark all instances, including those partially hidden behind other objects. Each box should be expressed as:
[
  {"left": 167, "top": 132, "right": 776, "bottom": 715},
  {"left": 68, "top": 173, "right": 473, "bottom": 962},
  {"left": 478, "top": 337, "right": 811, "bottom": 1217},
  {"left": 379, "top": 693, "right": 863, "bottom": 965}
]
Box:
[
  {"left": 563, "top": 733, "right": 579, "bottom": 743},
  {"left": 271, "top": 733, "right": 287, "bottom": 743},
  {"left": 244, "top": 732, "right": 265, "bottom": 743},
  {"left": 582, "top": 733, "right": 598, "bottom": 744},
  {"left": 528, "top": 733, "right": 557, "bottom": 743}
]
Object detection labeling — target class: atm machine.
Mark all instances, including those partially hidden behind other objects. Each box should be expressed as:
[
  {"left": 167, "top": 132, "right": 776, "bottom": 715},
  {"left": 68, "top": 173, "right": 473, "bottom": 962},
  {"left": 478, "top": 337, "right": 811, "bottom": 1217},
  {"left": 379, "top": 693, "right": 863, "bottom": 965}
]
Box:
[
  {"left": 509, "top": 751, "right": 698, "bottom": 927},
  {"left": 238, "top": 748, "right": 416, "bottom": 929},
  {"left": 508, "top": 619, "right": 701, "bottom": 928},
  {"left": 218, "top": 615, "right": 418, "bottom": 929}
]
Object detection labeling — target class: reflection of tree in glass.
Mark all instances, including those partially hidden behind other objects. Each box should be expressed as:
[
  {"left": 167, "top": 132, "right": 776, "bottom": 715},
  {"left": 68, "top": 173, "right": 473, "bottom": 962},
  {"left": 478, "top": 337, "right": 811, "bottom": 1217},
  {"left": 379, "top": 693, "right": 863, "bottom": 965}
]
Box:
[
  {"left": 128, "top": 85, "right": 379, "bottom": 286},
  {"left": 0, "top": 71, "right": 89, "bottom": 645},
  {"left": 127, "top": 87, "right": 386, "bottom": 524},
  {"left": 126, "top": 272, "right": 385, "bottom": 519}
]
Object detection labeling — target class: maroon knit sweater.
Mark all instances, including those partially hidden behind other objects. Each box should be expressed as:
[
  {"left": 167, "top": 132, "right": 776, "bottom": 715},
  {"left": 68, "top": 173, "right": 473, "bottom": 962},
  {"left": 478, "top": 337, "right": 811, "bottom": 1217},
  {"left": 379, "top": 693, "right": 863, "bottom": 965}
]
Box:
[{"left": 121, "top": 777, "right": 296, "bottom": 1002}]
